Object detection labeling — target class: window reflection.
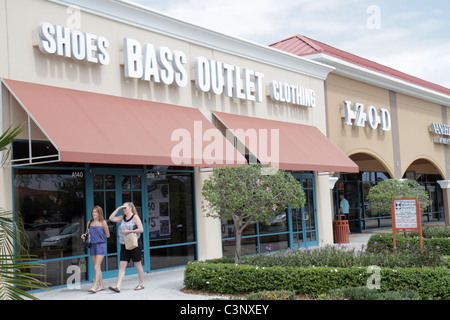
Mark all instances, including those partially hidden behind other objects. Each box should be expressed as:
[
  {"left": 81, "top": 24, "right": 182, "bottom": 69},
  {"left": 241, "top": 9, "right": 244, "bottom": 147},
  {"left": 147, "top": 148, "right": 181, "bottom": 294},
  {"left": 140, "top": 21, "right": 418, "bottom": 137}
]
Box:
[
  {"left": 146, "top": 171, "right": 196, "bottom": 270},
  {"left": 14, "top": 169, "right": 85, "bottom": 260}
]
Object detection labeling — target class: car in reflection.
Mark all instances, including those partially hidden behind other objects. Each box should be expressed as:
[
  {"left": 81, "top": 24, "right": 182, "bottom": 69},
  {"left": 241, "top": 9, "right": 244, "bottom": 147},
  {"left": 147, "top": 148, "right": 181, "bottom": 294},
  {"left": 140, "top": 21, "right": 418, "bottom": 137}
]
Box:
[
  {"left": 41, "top": 222, "right": 80, "bottom": 249},
  {"left": 24, "top": 222, "right": 68, "bottom": 248}
]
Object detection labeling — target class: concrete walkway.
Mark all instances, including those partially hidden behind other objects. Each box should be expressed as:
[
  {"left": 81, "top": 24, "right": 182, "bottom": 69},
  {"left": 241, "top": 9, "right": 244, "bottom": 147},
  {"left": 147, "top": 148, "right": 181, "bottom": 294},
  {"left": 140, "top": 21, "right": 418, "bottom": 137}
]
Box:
[{"left": 32, "top": 230, "right": 386, "bottom": 300}]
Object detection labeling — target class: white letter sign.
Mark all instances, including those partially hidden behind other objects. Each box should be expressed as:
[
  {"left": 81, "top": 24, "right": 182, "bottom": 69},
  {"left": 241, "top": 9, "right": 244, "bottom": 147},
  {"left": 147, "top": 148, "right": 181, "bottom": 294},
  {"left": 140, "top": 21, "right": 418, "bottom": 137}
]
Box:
[{"left": 341, "top": 100, "right": 391, "bottom": 131}]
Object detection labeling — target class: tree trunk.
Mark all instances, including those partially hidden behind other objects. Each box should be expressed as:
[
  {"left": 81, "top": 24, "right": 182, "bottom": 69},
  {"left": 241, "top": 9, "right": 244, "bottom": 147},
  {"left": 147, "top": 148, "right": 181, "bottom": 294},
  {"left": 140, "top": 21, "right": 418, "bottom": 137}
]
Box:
[{"left": 234, "top": 227, "right": 242, "bottom": 264}]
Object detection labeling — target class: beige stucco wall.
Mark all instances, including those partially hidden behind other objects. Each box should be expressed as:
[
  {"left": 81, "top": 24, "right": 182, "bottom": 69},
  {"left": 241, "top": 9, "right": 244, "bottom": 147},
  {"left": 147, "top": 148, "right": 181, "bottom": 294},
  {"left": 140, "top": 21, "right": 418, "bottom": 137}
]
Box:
[
  {"left": 325, "top": 73, "right": 395, "bottom": 176},
  {"left": 396, "top": 93, "right": 447, "bottom": 178},
  {"left": 0, "top": 0, "right": 336, "bottom": 257},
  {"left": 1, "top": 0, "right": 328, "bottom": 129},
  {"left": 326, "top": 73, "right": 447, "bottom": 180}
]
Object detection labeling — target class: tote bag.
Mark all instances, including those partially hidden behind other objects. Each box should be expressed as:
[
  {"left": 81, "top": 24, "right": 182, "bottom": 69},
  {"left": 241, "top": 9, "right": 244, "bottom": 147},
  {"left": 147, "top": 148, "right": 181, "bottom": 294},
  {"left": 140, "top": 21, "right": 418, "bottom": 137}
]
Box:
[{"left": 124, "top": 233, "right": 138, "bottom": 250}]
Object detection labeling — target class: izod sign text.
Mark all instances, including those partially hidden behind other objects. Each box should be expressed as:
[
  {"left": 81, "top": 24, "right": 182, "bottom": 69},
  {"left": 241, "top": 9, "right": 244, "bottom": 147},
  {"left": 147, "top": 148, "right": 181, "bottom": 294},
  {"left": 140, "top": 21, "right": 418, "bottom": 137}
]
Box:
[{"left": 341, "top": 100, "right": 391, "bottom": 131}]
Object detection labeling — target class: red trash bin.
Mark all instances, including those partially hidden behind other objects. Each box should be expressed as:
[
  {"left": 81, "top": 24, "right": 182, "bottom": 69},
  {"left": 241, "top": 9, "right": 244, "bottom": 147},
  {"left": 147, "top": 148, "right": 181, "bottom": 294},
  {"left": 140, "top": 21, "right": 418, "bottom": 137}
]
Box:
[{"left": 333, "top": 214, "right": 349, "bottom": 243}]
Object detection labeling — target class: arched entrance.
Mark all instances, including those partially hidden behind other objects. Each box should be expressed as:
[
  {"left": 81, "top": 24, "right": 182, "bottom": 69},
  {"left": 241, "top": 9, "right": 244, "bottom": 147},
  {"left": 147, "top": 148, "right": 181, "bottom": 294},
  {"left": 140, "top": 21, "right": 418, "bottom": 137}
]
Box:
[
  {"left": 333, "top": 152, "right": 392, "bottom": 232},
  {"left": 403, "top": 158, "right": 446, "bottom": 224}
]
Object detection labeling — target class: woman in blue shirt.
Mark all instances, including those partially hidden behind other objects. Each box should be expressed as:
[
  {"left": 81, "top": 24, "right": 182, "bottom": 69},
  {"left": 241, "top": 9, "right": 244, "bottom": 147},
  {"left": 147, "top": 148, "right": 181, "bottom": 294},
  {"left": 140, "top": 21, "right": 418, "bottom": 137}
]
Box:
[{"left": 81, "top": 205, "right": 110, "bottom": 293}]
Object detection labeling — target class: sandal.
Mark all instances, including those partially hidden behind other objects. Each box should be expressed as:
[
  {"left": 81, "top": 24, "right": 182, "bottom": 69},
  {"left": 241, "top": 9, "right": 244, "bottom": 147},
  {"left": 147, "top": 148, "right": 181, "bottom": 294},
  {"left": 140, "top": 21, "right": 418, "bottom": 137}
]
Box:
[
  {"left": 108, "top": 286, "right": 120, "bottom": 293},
  {"left": 134, "top": 285, "right": 144, "bottom": 290}
]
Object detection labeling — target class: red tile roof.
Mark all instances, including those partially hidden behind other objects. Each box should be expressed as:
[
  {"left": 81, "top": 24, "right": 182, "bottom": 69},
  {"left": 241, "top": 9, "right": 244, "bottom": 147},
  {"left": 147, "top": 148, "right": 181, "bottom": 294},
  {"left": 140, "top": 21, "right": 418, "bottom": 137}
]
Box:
[{"left": 270, "top": 35, "right": 450, "bottom": 96}]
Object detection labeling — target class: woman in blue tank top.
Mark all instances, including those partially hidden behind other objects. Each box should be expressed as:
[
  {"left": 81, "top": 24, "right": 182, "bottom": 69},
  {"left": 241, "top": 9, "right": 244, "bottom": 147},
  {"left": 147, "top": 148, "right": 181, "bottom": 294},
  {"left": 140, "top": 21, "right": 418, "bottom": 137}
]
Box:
[{"left": 81, "top": 205, "right": 110, "bottom": 293}]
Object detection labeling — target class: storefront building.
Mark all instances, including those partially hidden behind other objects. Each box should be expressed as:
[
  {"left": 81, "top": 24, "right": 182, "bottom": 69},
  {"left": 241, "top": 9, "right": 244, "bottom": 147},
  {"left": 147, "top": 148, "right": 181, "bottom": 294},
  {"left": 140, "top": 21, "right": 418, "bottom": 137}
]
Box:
[
  {"left": 271, "top": 35, "right": 450, "bottom": 232},
  {"left": 0, "top": 0, "right": 358, "bottom": 288}
]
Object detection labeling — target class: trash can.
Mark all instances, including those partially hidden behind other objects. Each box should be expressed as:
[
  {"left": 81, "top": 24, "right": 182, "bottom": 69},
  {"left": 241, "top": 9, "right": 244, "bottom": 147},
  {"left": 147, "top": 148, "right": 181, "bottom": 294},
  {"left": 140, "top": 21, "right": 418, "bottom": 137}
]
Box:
[{"left": 333, "top": 214, "right": 349, "bottom": 243}]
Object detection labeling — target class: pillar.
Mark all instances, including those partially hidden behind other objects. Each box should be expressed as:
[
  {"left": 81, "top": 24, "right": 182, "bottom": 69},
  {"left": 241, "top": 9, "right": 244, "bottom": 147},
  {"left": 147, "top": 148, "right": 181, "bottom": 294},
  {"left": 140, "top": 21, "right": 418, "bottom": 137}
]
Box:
[
  {"left": 194, "top": 167, "right": 223, "bottom": 260},
  {"left": 437, "top": 180, "right": 450, "bottom": 226},
  {"left": 315, "top": 172, "right": 334, "bottom": 246}
]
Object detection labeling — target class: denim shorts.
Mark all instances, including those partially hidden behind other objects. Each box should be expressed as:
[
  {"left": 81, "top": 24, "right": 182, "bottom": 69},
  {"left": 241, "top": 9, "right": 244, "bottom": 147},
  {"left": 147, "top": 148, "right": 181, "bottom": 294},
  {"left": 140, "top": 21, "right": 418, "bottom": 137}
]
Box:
[{"left": 90, "top": 242, "right": 106, "bottom": 256}]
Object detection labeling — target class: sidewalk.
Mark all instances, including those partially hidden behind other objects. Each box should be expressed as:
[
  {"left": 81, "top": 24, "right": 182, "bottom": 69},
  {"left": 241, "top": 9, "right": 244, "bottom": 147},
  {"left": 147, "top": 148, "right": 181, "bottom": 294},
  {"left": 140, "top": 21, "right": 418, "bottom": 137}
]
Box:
[{"left": 32, "top": 230, "right": 386, "bottom": 300}]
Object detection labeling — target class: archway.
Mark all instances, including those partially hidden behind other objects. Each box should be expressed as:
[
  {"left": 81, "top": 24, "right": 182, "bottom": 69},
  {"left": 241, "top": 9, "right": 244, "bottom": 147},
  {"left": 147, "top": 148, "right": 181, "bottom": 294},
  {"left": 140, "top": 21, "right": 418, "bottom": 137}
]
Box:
[
  {"left": 403, "top": 157, "right": 445, "bottom": 179},
  {"left": 334, "top": 152, "right": 392, "bottom": 232},
  {"left": 403, "top": 158, "right": 445, "bottom": 224},
  {"left": 349, "top": 153, "right": 393, "bottom": 178}
]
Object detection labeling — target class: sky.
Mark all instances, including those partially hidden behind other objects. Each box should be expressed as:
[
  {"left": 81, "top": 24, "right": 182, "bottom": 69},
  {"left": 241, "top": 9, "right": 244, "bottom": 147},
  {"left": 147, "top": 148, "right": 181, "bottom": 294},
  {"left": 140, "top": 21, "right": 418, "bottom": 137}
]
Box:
[{"left": 128, "top": 0, "right": 450, "bottom": 89}]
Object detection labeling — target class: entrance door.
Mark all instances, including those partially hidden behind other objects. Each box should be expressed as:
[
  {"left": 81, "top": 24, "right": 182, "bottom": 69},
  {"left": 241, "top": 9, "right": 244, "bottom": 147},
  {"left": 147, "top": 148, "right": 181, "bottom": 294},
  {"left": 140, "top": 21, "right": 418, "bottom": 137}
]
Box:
[
  {"left": 86, "top": 169, "right": 149, "bottom": 280},
  {"left": 290, "top": 173, "right": 318, "bottom": 248}
]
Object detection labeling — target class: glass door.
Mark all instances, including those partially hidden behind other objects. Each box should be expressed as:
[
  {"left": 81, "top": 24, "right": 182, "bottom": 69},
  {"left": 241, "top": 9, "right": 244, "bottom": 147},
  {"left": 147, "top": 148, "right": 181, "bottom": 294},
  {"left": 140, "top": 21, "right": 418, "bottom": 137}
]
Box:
[
  {"left": 290, "top": 173, "right": 318, "bottom": 248},
  {"left": 86, "top": 169, "right": 148, "bottom": 280}
]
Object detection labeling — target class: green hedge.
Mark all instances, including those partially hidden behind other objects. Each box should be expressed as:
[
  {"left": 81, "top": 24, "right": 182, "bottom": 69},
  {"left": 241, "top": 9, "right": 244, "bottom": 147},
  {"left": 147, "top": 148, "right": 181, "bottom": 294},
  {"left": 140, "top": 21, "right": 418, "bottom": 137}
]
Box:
[
  {"left": 184, "top": 261, "right": 450, "bottom": 299},
  {"left": 367, "top": 232, "right": 450, "bottom": 255}
]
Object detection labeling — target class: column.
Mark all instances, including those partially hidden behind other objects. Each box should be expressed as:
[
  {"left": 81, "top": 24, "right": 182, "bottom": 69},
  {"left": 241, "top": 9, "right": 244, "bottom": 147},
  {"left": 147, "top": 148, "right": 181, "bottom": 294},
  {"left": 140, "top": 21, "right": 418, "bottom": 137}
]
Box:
[
  {"left": 194, "top": 167, "right": 223, "bottom": 260},
  {"left": 315, "top": 172, "right": 334, "bottom": 246},
  {"left": 437, "top": 180, "right": 450, "bottom": 226}
]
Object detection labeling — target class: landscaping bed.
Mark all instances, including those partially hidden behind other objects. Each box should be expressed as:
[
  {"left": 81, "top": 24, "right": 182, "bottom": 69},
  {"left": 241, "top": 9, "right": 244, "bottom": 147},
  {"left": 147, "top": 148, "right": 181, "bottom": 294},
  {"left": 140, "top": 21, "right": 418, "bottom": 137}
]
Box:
[{"left": 184, "top": 226, "right": 450, "bottom": 300}]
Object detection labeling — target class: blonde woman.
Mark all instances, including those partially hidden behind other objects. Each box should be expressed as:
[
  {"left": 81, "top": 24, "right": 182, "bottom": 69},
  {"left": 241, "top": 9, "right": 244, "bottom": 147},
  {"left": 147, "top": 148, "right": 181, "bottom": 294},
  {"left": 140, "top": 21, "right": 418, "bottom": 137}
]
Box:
[
  {"left": 108, "top": 202, "right": 144, "bottom": 293},
  {"left": 81, "top": 205, "right": 110, "bottom": 293}
]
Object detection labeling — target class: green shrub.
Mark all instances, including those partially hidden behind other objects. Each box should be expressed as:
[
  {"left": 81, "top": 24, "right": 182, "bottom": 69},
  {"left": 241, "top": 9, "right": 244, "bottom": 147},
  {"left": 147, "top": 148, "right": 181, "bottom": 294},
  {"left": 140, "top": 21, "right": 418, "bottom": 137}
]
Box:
[
  {"left": 367, "top": 232, "right": 450, "bottom": 256},
  {"left": 423, "top": 225, "right": 450, "bottom": 238},
  {"left": 326, "top": 286, "right": 420, "bottom": 300},
  {"left": 245, "top": 290, "right": 297, "bottom": 300},
  {"left": 183, "top": 261, "right": 450, "bottom": 299},
  {"left": 210, "top": 243, "right": 447, "bottom": 268}
]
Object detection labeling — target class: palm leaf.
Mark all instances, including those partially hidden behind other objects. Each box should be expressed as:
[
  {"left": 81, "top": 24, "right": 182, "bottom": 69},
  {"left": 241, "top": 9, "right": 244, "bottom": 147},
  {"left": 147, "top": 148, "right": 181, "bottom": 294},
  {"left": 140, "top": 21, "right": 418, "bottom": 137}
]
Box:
[
  {"left": 0, "top": 210, "right": 49, "bottom": 300},
  {"left": 0, "top": 124, "right": 23, "bottom": 166},
  {"left": 0, "top": 124, "right": 48, "bottom": 299}
]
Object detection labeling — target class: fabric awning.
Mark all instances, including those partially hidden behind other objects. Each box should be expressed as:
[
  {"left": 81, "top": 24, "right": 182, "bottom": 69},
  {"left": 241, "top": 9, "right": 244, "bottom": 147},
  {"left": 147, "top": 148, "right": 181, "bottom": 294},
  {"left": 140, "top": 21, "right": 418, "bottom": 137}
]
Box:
[
  {"left": 213, "top": 111, "right": 359, "bottom": 173},
  {"left": 2, "top": 79, "right": 246, "bottom": 167}
]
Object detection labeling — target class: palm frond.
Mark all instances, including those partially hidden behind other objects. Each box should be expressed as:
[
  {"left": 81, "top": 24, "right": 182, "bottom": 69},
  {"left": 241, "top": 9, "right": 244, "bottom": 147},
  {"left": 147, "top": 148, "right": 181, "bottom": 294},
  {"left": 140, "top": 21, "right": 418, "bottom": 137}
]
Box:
[
  {"left": 0, "top": 255, "right": 48, "bottom": 300},
  {"left": 0, "top": 210, "right": 49, "bottom": 300},
  {"left": 0, "top": 124, "right": 23, "bottom": 166}
]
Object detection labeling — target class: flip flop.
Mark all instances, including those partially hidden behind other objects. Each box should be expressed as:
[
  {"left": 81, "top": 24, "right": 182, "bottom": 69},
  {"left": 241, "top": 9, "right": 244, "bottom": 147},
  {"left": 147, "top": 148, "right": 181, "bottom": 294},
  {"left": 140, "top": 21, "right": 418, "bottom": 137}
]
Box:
[
  {"left": 108, "top": 286, "right": 120, "bottom": 293},
  {"left": 134, "top": 285, "right": 144, "bottom": 290},
  {"left": 88, "top": 288, "right": 97, "bottom": 293}
]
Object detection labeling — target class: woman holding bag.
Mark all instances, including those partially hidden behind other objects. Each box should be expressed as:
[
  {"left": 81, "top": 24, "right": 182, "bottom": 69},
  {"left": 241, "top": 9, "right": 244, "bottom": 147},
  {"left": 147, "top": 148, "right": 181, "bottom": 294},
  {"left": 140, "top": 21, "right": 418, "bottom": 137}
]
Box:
[
  {"left": 108, "top": 202, "right": 144, "bottom": 293},
  {"left": 81, "top": 205, "right": 110, "bottom": 293}
]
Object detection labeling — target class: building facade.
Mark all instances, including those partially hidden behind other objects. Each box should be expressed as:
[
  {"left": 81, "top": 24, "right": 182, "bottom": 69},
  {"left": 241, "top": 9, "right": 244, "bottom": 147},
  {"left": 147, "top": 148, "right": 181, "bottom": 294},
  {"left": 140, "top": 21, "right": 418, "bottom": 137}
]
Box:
[
  {"left": 0, "top": 0, "right": 358, "bottom": 288},
  {"left": 271, "top": 35, "right": 450, "bottom": 232}
]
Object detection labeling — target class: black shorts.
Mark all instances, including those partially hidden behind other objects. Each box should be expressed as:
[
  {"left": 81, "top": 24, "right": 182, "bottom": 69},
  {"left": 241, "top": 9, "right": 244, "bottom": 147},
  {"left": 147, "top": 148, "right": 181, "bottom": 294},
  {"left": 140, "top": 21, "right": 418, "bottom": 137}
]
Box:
[{"left": 119, "top": 242, "right": 142, "bottom": 263}]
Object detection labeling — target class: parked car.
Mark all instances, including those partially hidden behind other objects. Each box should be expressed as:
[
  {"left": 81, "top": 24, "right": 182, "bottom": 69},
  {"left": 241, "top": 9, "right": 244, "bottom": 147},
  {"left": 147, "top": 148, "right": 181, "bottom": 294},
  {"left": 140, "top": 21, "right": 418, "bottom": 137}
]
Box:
[{"left": 41, "top": 222, "right": 80, "bottom": 249}]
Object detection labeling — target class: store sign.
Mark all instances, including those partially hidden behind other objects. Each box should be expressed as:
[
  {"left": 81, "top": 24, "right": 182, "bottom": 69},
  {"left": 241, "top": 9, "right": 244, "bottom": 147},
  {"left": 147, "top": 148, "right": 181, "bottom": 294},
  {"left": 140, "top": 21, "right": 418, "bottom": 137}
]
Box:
[
  {"left": 391, "top": 198, "right": 423, "bottom": 248},
  {"left": 37, "top": 22, "right": 110, "bottom": 65},
  {"left": 35, "top": 22, "right": 315, "bottom": 107},
  {"left": 341, "top": 100, "right": 391, "bottom": 131},
  {"left": 194, "top": 56, "right": 265, "bottom": 102},
  {"left": 430, "top": 122, "right": 450, "bottom": 145},
  {"left": 269, "top": 80, "right": 316, "bottom": 108},
  {"left": 123, "top": 37, "right": 188, "bottom": 87}
]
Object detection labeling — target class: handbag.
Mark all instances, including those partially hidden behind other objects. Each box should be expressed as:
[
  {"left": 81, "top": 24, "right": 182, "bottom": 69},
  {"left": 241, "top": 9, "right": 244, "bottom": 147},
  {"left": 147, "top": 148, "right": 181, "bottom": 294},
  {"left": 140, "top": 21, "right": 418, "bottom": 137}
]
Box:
[
  {"left": 83, "top": 220, "right": 91, "bottom": 249},
  {"left": 124, "top": 232, "right": 138, "bottom": 250}
]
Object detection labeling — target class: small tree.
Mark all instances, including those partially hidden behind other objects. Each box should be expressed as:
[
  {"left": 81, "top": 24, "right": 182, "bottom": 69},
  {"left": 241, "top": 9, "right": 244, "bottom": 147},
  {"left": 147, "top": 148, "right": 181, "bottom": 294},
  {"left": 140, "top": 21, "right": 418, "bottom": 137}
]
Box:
[
  {"left": 202, "top": 164, "right": 305, "bottom": 263},
  {"left": 367, "top": 179, "right": 431, "bottom": 214}
]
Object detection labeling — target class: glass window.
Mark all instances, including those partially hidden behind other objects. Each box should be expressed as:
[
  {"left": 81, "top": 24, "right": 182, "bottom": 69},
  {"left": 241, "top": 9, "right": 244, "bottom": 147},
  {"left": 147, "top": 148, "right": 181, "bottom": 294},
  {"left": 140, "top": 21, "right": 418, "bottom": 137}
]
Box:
[
  {"left": 14, "top": 169, "right": 86, "bottom": 260},
  {"left": 147, "top": 171, "right": 195, "bottom": 270}
]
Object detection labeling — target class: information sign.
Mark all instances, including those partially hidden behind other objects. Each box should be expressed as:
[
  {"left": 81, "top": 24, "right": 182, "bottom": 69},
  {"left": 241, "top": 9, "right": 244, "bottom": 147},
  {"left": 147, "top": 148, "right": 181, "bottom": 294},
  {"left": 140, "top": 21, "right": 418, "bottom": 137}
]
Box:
[{"left": 391, "top": 198, "right": 423, "bottom": 248}]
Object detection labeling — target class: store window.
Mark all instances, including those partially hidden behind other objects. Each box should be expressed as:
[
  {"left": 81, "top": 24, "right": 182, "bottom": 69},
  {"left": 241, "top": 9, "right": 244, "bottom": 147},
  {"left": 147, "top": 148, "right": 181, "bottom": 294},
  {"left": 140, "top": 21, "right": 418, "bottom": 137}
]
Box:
[
  {"left": 335, "top": 171, "right": 445, "bottom": 232},
  {"left": 14, "top": 168, "right": 87, "bottom": 287},
  {"left": 146, "top": 170, "right": 196, "bottom": 270},
  {"left": 408, "top": 173, "right": 444, "bottom": 223}
]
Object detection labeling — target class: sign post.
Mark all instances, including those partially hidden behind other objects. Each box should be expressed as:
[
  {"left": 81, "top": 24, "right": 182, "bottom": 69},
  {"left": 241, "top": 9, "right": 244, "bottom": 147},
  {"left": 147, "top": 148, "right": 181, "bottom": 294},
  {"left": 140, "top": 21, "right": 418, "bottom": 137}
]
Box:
[{"left": 391, "top": 198, "right": 423, "bottom": 249}]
